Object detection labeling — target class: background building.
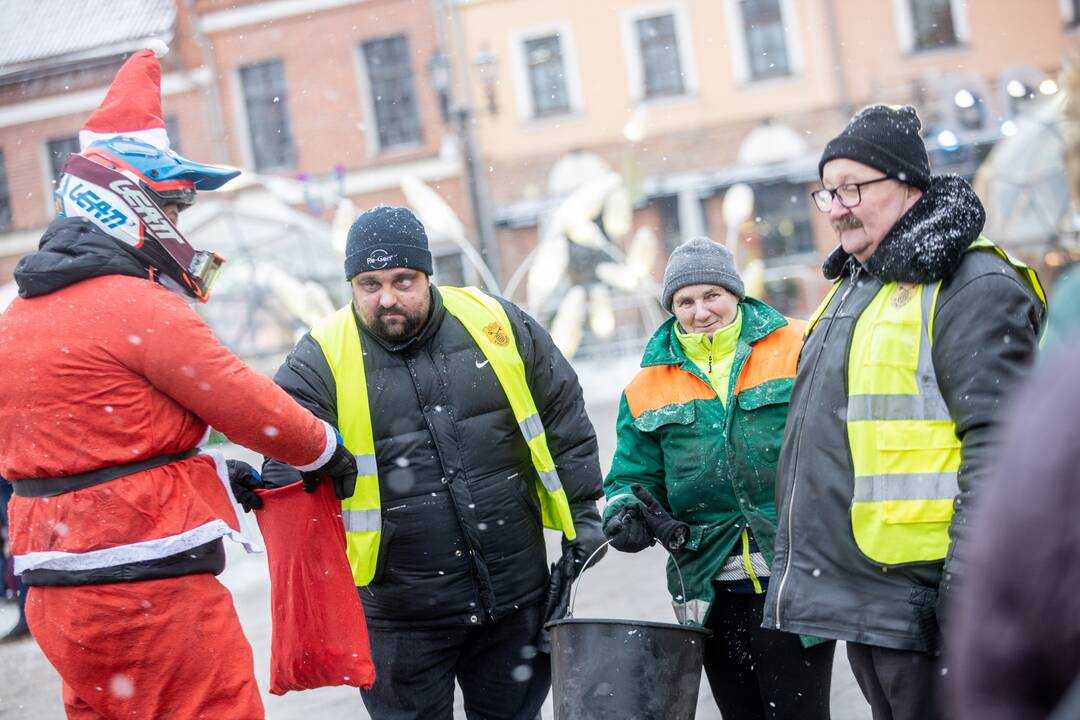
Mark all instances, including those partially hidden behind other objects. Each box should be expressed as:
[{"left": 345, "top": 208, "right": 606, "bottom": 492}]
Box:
[
  {"left": 0, "top": 0, "right": 1076, "bottom": 353},
  {"left": 454, "top": 0, "right": 1076, "bottom": 316}
]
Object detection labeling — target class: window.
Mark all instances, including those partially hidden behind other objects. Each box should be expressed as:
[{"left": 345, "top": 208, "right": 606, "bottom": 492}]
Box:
[
  {"left": 739, "top": 0, "right": 790, "bottom": 80},
  {"left": 1068, "top": 0, "right": 1080, "bottom": 28},
  {"left": 433, "top": 251, "right": 466, "bottom": 287},
  {"left": 238, "top": 59, "right": 296, "bottom": 172},
  {"left": 525, "top": 35, "right": 570, "bottom": 118},
  {"left": 0, "top": 150, "right": 11, "bottom": 230},
  {"left": 46, "top": 136, "right": 80, "bottom": 187},
  {"left": 764, "top": 276, "right": 801, "bottom": 316},
  {"left": 909, "top": 0, "right": 958, "bottom": 51},
  {"left": 655, "top": 194, "right": 681, "bottom": 252},
  {"left": 636, "top": 14, "right": 684, "bottom": 98},
  {"left": 752, "top": 181, "right": 814, "bottom": 265},
  {"left": 362, "top": 35, "right": 423, "bottom": 150}
]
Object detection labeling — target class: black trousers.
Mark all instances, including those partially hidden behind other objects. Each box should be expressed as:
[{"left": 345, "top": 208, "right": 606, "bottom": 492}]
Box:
[
  {"left": 359, "top": 601, "right": 550, "bottom": 720},
  {"left": 846, "top": 642, "right": 946, "bottom": 720},
  {"left": 704, "top": 589, "right": 835, "bottom": 720}
]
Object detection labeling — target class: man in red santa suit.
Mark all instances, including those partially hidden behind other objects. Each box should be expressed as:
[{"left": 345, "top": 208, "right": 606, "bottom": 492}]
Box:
[{"left": 0, "top": 43, "right": 357, "bottom": 719}]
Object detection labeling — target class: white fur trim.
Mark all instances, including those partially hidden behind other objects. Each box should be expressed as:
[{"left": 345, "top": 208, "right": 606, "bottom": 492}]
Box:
[
  {"left": 293, "top": 420, "right": 337, "bottom": 472},
  {"left": 144, "top": 39, "right": 169, "bottom": 58},
  {"left": 79, "top": 126, "right": 171, "bottom": 152},
  {"left": 15, "top": 520, "right": 236, "bottom": 574},
  {"left": 205, "top": 447, "right": 263, "bottom": 554}
]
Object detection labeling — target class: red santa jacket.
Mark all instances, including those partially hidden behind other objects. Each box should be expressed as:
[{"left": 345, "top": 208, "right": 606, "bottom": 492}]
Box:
[{"left": 0, "top": 249, "right": 334, "bottom": 585}]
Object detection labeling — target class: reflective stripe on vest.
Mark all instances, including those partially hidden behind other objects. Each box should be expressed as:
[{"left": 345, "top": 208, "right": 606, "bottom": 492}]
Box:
[
  {"left": 843, "top": 238, "right": 1045, "bottom": 566},
  {"left": 310, "top": 286, "right": 577, "bottom": 586},
  {"left": 439, "top": 286, "right": 577, "bottom": 541},
  {"left": 310, "top": 305, "right": 381, "bottom": 585}
]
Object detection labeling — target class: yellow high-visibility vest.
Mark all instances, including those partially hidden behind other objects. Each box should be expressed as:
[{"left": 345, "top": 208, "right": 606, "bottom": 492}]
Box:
[
  {"left": 806, "top": 238, "right": 1045, "bottom": 565},
  {"left": 310, "top": 285, "right": 577, "bottom": 585}
]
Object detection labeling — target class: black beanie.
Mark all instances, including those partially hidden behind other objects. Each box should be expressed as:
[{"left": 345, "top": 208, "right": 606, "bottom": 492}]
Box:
[
  {"left": 819, "top": 105, "right": 932, "bottom": 191},
  {"left": 344, "top": 206, "right": 433, "bottom": 280}
]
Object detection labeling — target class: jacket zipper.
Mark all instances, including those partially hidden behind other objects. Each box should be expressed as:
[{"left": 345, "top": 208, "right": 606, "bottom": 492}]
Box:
[{"left": 773, "top": 260, "right": 862, "bottom": 629}]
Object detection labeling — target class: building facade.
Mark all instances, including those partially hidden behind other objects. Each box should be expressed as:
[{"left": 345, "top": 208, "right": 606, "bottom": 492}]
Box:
[
  {"left": 455, "top": 0, "right": 1077, "bottom": 315},
  {"left": 0, "top": 0, "right": 473, "bottom": 288}
]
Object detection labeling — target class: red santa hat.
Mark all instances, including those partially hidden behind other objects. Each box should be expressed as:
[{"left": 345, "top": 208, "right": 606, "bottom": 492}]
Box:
[{"left": 79, "top": 40, "right": 172, "bottom": 152}]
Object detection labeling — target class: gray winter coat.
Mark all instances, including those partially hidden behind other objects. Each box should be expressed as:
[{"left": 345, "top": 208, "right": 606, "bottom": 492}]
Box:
[{"left": 762, "top": 176, "right": 1045, "bottom": 651}]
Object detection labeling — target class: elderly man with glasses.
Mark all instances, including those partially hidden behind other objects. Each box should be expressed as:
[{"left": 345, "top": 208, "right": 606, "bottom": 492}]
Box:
[{"left": 762, "top": 104, "right": 1046, "bottom": 720}]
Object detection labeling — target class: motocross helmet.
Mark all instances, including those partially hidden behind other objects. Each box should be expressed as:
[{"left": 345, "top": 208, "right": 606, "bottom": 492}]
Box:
[{"left": 54, "top": 46, "right": 240, "bottom": 302}]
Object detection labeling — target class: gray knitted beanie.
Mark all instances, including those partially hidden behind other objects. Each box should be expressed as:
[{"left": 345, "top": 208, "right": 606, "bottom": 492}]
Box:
[{"left": 661, "top": 237, "right": 745, "bottom": 310}]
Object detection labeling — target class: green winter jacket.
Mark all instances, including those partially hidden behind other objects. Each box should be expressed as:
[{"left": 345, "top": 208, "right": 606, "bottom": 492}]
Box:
[{"left": 603, "top": 297, "right": 804, "bottom": 627}]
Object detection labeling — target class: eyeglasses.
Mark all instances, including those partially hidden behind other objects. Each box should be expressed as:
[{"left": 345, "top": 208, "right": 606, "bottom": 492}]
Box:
[{"left": 810, "top": 176, "right": 892, "bottom": 213}]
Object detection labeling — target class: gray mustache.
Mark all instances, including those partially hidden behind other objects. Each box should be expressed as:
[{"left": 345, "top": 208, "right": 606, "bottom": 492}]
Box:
[{"left": 832, "top": 216, "right": 864, "bottom": 232}]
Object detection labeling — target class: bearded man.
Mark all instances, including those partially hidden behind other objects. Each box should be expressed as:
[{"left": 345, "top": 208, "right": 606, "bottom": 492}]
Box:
[{"left": 262, "top": 206, "right": 606, "bottom": 720}]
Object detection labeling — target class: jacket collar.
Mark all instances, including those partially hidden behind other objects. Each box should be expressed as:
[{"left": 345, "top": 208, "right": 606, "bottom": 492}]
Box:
[
  {"left": 640, "top": 296, "right": 787, "bottom": 368},
  {"left": 14, "top": 217, "right": 151, "bottom": 298},
  {"left": 822, "top": 174, "right": 986, "bottom": 284}
]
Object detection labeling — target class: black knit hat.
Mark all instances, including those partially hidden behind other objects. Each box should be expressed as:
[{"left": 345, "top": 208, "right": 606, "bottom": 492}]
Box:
[
  {"left": 344, "top": 206, "right": 433, "bottom": 279},
  {"left": 819, "top": 105, "right": 932, "bottom": 191}
]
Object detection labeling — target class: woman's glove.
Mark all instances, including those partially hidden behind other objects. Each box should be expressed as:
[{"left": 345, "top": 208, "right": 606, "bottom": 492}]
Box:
[
  {"left": 631, "top": 484, "right": 689, "bottom": 550},
  {"left": 226, "top": 459, "right": 265, "bottom": 512},
  {"left": 604, "top": 502, "right": 654, "bottom": 553}
]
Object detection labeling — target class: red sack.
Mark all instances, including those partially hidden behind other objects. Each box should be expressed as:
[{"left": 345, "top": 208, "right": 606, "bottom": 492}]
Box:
[{"left": 254, "top": 481, "right": 376, "bottom": 694}]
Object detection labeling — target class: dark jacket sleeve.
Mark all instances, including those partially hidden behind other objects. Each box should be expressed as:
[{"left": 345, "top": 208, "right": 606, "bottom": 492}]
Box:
[
  {"left": 933, "top": 254, "right": 1044, "bottom": 600},
  {"left": 260, "top": 333, "right": 339, "bottom": 487},
  {"left": 947, "top": 347, "right": 1080, "bottom": 720},
  {"left": 497, "top": 297, "right": 603, "bottom": 506}
]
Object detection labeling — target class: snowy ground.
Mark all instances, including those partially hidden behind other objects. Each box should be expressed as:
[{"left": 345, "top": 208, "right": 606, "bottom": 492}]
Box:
[{"left": 0, "top": 355, "right": 870, "bottom": 719}]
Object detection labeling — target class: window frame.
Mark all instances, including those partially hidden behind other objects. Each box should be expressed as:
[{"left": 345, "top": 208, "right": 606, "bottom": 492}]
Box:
[
  {"left": 356, "top": 33, "right": 425, "bottom": 155},
  {"left": 0, "top": 149, "right": 11, "bottom": 231},
  {"left": 42, "top": 135, "right": 80, "bottom": 217},
  {"left": 508, "top": 21, "right": 584, "bottom": 123},
  {"left": 619, "top": 2, "right": 698, "bottom": 104},
  {"left": 723, "top": 0, "right": 803, "bottom": 85},
  {"left": 893, "top": 0, "right": 970, "bottom": 55},
  {"left": 235, "top": 58, "right": 297, "bottom": 173}
]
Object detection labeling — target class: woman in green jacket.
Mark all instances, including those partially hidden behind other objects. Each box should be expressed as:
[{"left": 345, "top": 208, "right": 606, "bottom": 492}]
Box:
[{"left": 603, "top": 237, "right": 834, "bottom": 720}]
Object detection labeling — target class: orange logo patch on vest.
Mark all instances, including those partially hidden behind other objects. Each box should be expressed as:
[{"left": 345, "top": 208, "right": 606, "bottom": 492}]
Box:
[{"left": 484, "top": 322, "right": 510, "bottom": 347}]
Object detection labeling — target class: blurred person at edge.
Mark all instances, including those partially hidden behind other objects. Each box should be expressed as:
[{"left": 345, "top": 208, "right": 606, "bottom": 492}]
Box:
[
  {"left": 603, "top": 237, "right": 836, "bottom": 720},
  {"left": 0, "top": 47, "right": 357, "bottom": 720},
  {"left": 762, "top": 104, "right": 1046, "bottom": 720},
  {"left": 0, "top": 476, "right": 29, "bottom": 642},
  {"left": 946, "top": 339, "right": 1080, "bottom": 720},
  {"left": 261, "top": 205, "right": 606, "bottom": 720}
]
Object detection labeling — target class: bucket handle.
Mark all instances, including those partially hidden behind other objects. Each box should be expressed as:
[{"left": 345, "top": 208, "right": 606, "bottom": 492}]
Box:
[{"left": 565, "top": 539, "right": 692, "bottom": 626}]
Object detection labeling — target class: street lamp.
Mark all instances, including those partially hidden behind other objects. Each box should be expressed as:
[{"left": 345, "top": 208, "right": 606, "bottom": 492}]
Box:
[
  {"left": 474, "top": 47, "right": 499, "bottom": 116},
  {"left": 427, "top": 47, "right": 503, "bottom": 286}
]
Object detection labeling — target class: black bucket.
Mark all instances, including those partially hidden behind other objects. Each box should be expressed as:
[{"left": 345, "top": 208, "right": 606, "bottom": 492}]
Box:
[{"left": 545, "top": 542, "right": 711, "bottom": 720}]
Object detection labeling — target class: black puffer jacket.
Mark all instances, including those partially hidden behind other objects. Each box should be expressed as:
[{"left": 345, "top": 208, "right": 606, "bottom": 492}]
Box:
[
  {"left": 763, "top": 176, "right": 1045, "bottom": 651},
  {"left": 263, "top": 286, "right": 603, "bottom": 629}
]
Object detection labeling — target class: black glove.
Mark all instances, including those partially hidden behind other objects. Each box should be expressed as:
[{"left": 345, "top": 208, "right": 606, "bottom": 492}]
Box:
[
  {"left": 537, "top": 548, "right": 576, "bottom": 653},
  {"left": 226, "top": 459, "right": 265, "bottom": 512},
  {"left": 604, "top": 502, "right": 654, "bottom": 553},
  {"left": 562, "top": 503, "right": 607, "bottom": 577},
  {"left": 300, "top": 434, "right": 358, "bottom": 500},
  {"left": 631, "top": 484, "right": 689, "bottom": 550}
]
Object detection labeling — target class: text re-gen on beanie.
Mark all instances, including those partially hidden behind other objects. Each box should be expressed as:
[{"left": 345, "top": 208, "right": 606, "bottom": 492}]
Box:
[
  {"left": 662, "top": 237, "right": 745, "bottom": 310},
  {"left": 344, "top": 206, "right": 434, "bottom": 280},
  {"left": 818, "top": 104, "right": 932, "bottom": 191}
]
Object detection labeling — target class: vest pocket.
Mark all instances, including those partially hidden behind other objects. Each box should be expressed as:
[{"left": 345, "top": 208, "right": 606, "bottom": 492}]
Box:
[{"left": 866, "top": 320, "right": 919, "bottom": 370}]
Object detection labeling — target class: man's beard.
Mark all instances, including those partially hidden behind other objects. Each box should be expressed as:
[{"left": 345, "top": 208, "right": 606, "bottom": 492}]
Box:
[{"left": 364, "top": 305, "right": 427, "bottom": 342}]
